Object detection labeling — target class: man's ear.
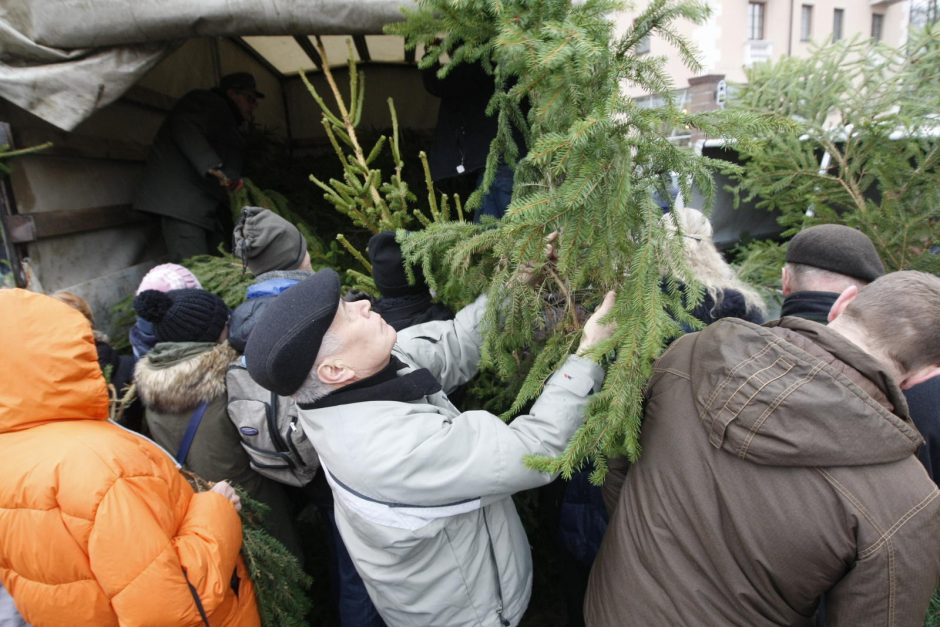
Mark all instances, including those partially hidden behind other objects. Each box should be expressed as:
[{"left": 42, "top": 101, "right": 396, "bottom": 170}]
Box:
[
  {"left": 316, "top": 359, "right": 357, "bottom": 386},
  {"left": 827, "top": 285, "right": 859, "bottom": 322},
  {"left": 900, "top": 365, "right": 940, "bottom": 390},
  {"left": 781, "top": 266, "right": 792, "bottom": 297}
]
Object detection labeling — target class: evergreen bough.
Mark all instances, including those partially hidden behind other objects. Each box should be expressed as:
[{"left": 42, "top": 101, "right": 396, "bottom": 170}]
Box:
[
  {"left": 387, "top": 0, "right": 776, "bottom": 480},
  {"left": 300, "top": 37, "right": 468, "bottom": 295},
  {"left": 729, "top": 26, "right": 940, "bottom": 286},
  {"left": 184, "top": 473, "right": 313, "bottom": 627},
  {"left": 235, "top": 487, "right": 313, "bottom": 627}
]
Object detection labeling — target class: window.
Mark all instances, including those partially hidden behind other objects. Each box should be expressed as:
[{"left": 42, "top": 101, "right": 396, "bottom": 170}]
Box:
[
  {"left": 801, "top": 5, "right": 814, "bottom": 41},
  {"left": 911, "top": 0, "right": 940, "bottom": 27},
  {"left": 832, "top": 8, "right": 844, "bottom": 41},
  {"left": 748, "top": 2, "right": 766, "bottom": 40},
  {"left": 871, "top": 13, "right": 884, "bottom": 40}
]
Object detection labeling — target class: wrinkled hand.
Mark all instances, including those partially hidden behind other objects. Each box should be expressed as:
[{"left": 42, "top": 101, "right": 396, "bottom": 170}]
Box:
[
  {"left": 577, "top": 291, "right": 617, "bottom": 356},
  {"left": 210, "top": 480, "right": 241, "bottom": 512}
]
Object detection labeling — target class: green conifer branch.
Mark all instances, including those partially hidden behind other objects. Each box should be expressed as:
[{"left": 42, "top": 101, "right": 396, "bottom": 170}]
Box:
[
  {"left": 232, "top": 486, "right": 312, "bottom": 627},
  {"left": 387, "top": 0, "right": 776, "bottom": 478},
  {"left": 337, "top": 233, "right": 372, "bottom": 273},
  {"left": 729, "top": 26, "right": 940, "bottom": 276}
]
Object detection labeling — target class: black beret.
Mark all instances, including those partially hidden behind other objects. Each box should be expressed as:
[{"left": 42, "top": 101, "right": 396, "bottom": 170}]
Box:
[
  {"left": 244, "top": 269, "right": 341, "bottom": 396},
  {"left": 786, "top": 224, "right": 885, "bottom": 283},
  {"left": 367, "top": 231, "right": 428, "bottom": 298}
]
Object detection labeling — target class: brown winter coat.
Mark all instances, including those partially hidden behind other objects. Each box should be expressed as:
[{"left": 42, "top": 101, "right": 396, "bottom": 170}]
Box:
[{"left": 585, "top": 316, "right": 940, "bottom": 627}]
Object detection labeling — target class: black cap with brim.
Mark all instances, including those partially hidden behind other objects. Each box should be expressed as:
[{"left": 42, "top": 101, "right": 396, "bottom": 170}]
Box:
[
  {"left": 245, "top": 269, "right": 340, "bottom": 396},
  {"left": 219, "top": 72, "right": 265, "bottom": 99}
]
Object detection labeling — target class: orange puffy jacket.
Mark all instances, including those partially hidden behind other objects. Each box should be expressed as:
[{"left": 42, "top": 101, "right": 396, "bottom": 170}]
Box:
[{"left": 0, "top": 289, "right": 260, "bottom": 627}]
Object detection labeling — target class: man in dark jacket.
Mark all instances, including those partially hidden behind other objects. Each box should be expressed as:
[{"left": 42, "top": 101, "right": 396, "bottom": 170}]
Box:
[
  {"left": 134, "top": 73, "right": 262, "bottom": 260},
  {"left": 585, "top": 270, "right": 940, "bottom": 626},
  {"left": 779, "top": 224, "right": 940, "bottom": 486},
  {"left": 423, "top": 61, "right": 524, "bottom": 221}
]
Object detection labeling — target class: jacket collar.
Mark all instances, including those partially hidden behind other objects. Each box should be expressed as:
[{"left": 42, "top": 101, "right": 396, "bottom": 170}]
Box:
[
  {"left": 135, "top": 342, "right": 236, "bottom": 414},
  {"left": 779, "top": 291, "right": 838, "bottom": 324},
  {"left": 299, "top": 356, "right": 441, "bottom": 410}
]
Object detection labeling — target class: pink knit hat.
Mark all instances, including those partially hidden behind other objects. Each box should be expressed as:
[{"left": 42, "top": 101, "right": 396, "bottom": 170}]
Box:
[{"left": 136, "top": 263, "right": 202, "bottom": 295}]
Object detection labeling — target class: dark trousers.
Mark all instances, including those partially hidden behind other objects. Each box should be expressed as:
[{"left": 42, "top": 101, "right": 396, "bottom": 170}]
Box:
[
  {"left": 474, "top": 162, "right": 515, "bottom": 222},
  {"left": 325, "top": 510, "right": 386, "bottom": 627}
]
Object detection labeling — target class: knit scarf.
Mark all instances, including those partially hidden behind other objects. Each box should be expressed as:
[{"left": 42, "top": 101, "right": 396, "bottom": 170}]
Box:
[
  {"left": 299, "top": 356, "right": 442, "bottom": 410},
  {"left": 780, "top": 291, "right": 839, "bottom": 324}
]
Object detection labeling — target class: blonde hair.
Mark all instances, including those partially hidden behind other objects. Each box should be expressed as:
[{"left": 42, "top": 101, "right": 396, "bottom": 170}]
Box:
[
  {"left": 51, "top": 291, "right": 95, "bottom": 327},
  {"left": 662, "top": 208, "right": 767, "bottom": 318}
]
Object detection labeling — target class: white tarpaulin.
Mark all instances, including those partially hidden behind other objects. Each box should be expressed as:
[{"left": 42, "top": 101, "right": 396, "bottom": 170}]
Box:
[{"left": 0, "top": 0, "right": 411, "bottom": 131}]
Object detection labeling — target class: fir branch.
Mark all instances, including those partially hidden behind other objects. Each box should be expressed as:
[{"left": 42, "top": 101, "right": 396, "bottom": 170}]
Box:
[
  {"left": 387, "top": 0, "right": 782, "bottom": 479},
  {"left": 234, "top": 487, "right": 313, "bottom": 627}
]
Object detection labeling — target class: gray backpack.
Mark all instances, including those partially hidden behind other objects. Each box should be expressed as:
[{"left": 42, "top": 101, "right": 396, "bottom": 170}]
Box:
[{"left": 226, "top": 359, "right": 319, "bottom": 486}]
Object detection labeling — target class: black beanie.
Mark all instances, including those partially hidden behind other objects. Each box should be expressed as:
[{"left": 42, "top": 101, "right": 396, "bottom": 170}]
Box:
[
  {"left": 786, "top": 224, "right": 885, "bottom": 283},
  {"left": 133, "top": 289, "right": 230, "bottom": 343},
  {"left": 244, "top": 269, "right": 341, "bottom": 396},
  {"left": 367, "top": 231, "right": 428, "bottom": 298}
]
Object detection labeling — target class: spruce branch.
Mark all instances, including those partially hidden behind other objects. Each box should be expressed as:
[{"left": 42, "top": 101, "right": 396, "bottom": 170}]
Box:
[{"left": 388, "top": 0, "right": 768, "bottom": 478}]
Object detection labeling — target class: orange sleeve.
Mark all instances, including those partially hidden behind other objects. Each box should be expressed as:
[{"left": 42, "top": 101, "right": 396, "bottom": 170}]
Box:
[
  {"left": 87, "top": 475, "right": 243, "bottom": 626},
  {"left": 172, "top": 491, "right": 245, "bottom": 613}
]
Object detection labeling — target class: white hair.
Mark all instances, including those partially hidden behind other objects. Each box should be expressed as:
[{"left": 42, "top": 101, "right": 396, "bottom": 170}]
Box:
[
  {"left": 662, "top": 207, "right": 767, "bottom": 317},
  {"left": 784, "top": 262, "right": 868, "bottom": 293},
  {"left": 291, "top": 331, "right": 344, "bottom": 405}
]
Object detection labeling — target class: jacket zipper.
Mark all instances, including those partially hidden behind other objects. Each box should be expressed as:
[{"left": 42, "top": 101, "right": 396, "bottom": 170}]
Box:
[{"left": 482, "top": 507, "right": 511, "bottom": 626}]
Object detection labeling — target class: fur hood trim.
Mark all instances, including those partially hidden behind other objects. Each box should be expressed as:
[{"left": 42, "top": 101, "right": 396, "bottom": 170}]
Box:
[{"left": 135, "top": 342, "right": 236, "bottom": 414}]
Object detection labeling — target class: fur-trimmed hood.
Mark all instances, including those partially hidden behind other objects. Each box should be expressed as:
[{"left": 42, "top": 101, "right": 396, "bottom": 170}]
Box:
[{"left": 135, "top": 342, "right": 236, "bottom": 414}]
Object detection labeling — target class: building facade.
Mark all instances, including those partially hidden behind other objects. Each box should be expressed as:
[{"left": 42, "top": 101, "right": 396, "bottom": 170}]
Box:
[{"left": 614, "top": 0, "right": 914, "bottom": 134}]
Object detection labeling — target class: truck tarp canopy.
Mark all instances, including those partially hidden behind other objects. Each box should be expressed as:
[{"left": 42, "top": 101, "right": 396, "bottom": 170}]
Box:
[{"left": 0, "top": 0, "right": 411, "bottom": 131}]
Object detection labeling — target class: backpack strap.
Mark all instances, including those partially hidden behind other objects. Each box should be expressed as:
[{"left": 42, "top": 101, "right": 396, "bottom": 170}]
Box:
[{"left": 176, "top": 401, "right": 209, "bottom": 465}]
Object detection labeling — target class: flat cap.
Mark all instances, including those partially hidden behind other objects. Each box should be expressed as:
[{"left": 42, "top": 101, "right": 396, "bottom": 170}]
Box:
[
  {"left": 786, "top": 224, "right": 885, "bottom": 283},
  {"left": 244, "top": 269, "right": 341, "bottom": 396}
]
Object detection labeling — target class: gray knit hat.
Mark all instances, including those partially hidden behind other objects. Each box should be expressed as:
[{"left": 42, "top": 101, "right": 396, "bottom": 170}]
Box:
[
  {"left": 245, "top": 269, "right": 341, "bottom": 396},
  {"left": 233, "top": 206, "right": 308, "bottom": 276},
  {"left": 786, "top": 224, "right": 885, "bottom": 283},
  {"left": 133, "top": 289, "right": 230, "bottom": 343}
]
